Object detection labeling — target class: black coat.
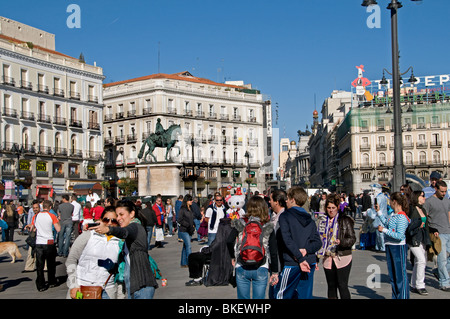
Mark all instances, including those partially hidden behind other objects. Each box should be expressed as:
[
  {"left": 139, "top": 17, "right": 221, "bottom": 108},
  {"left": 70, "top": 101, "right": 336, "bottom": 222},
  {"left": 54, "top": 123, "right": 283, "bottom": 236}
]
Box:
[
  {"left": 407, "top": 206, "right": 432, "bottom": 248},
  {"left": 178, "top": 206, "right": 195, "bottom": 235},
  {"left": 203, "top": 218, "right": 234, "bottom": 287}
]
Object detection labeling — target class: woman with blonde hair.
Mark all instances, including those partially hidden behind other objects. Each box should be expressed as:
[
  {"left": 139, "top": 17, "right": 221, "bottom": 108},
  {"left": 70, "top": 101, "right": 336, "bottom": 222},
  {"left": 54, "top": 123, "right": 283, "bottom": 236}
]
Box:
[{"left": 227, "top": 195, "right": 278, "bottom": 299}]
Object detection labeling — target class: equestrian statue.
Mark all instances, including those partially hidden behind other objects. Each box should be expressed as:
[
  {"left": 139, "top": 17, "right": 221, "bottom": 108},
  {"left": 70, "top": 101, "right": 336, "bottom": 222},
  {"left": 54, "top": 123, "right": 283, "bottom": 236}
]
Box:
[{"left": 138, "top": 118, "right": 182, "bottom": 163}]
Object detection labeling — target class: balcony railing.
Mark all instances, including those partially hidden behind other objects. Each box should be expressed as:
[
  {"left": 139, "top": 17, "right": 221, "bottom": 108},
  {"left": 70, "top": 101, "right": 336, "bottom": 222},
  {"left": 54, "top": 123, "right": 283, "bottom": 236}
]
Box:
[
  {"left": 2, "top": 76, "right": 15, "bottom": 86},
  {"left": 104, "top": 114, "right": 114, "bottom": 122},
  {"left": 88, "top": 95, "right": 98, "bottom": 103},
  {"left": 87, "top": 122, "right": 100, "bottom": 130},
  {"left": 38, "top": 146, "right": 53, "bottom": 156},
  {"left": 2, "top": 108, "right": 18, "bottom": 118},
  {"left": 53, "top": 117, "right": 67, "bottom": 126},
  {"left": 53, "top": 88, "right": 65, "bottom": 97},
  {"left": 69, "top": 119, "right": 83, "bottom": 128},
  {"left": 20, "top": 111, "right": 35, "bottom": 121},
  {"left": 54, "top": 147, "right": 68, "bottom": 156},
  {"left": 69, "top": 91, "right": 81, "bottom": 100},
  {"left": 37, "top": 84, "right": 49, "bottom": 94},
  {"left": 37, "top": 114, "right": 52, "bottom": 124},
  {"left": 20, "top": 80, "right": 33, "bottom": 90}
]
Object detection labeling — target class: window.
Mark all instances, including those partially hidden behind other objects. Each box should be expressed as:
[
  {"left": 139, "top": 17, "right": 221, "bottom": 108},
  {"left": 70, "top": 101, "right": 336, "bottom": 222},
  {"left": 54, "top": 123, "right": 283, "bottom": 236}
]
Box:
[
  {"left": 433, "top": 151, "right": 441, "bottom": 164},
  {"left": 419, "top": 151, "right": 426, "bottom": 164},
  {"left": 405, "top": 152, "right": 413, "bottom": 165}
]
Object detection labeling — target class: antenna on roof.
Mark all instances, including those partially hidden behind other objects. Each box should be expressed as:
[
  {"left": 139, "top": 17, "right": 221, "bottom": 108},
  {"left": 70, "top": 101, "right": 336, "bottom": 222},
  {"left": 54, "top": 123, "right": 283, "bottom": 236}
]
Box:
[{"left": 158, "top": 41, "right": 161, "bottom": 73}]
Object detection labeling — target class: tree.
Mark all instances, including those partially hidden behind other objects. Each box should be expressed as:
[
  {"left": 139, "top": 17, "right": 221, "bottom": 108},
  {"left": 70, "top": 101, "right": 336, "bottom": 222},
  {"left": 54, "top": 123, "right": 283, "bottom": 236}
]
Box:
[{"left": 117, "top": 178, "right": 137, "bottom": 197}]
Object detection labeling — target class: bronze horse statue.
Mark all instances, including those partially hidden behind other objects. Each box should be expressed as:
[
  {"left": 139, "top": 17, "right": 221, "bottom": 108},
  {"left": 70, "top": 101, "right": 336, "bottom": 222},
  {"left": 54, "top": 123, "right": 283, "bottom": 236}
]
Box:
[{"left": 138, "top": 124, "right": 182, "bottom": 162}]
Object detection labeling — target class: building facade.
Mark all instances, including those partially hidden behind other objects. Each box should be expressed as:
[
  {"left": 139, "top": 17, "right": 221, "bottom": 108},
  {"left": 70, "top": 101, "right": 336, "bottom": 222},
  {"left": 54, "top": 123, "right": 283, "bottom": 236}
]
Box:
[
  {"left": 0, "top": 17, "right": 105, "bottom": 201},
  {"left": 103, "top": 71, "right": 272, "bottom": 197}
]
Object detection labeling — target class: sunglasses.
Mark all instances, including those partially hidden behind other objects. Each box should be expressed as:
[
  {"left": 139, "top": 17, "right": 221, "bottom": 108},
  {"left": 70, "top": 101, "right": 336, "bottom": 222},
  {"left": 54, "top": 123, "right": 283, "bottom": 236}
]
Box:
[
  {"left": 102, "top": 217, "right": 118, "bottom": 225},
  {"left": 215, "top": 199, "right": 223, "bottom": 202}
]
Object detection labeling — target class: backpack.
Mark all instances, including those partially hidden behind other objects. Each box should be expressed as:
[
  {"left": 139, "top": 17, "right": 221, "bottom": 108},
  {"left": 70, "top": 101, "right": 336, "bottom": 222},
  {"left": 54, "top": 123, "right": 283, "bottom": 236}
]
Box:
[
  {"left": 237, "top": 219, "right": 266, "bottom": 269},
  {"left": 149, "top": 255, "right": 162, "bottom": 280}
]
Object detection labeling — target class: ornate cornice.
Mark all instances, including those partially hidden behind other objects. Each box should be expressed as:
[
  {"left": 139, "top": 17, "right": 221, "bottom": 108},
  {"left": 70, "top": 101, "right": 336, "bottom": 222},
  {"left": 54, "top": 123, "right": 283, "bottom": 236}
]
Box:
[{"left": 0, "top": 47, "right": 105, "bottom": 81}]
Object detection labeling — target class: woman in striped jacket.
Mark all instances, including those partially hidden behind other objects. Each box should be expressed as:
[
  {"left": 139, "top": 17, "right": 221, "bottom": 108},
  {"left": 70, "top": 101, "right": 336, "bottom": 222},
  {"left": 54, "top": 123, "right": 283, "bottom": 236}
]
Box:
[{"left": 377, "top": 191, "right": 411, "bottom": 299}]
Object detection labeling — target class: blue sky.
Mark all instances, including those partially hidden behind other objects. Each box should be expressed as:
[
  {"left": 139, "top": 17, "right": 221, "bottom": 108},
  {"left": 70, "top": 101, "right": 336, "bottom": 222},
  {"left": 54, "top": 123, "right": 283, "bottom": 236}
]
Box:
[{"left": 2, "top": 0, "right": 449, "bottom": 142}]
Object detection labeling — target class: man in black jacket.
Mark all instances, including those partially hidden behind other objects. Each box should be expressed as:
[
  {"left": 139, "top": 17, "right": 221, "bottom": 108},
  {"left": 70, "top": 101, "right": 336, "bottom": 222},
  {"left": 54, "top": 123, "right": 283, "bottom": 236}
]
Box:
[
  {"left": 141, "top": 203, "right": 157, "bottom": 250},
  {"left": 273, "top": 186, "right": 322, "bottom": 299}
]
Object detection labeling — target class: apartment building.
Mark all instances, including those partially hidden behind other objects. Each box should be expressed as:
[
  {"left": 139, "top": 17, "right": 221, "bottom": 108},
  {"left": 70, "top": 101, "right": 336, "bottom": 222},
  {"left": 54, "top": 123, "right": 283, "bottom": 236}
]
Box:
[
  {"left": 0, "top": 17, "right": 105, "bottom": 200},
  {"left": 103, "top": 71, "right": 272, "bottom": 197}
]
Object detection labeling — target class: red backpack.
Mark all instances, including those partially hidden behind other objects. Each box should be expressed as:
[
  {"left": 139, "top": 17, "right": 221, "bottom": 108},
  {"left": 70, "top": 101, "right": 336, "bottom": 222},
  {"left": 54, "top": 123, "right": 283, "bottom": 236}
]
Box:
[{"left": 237, "top": 219, "right": 266, "bottom": 269}]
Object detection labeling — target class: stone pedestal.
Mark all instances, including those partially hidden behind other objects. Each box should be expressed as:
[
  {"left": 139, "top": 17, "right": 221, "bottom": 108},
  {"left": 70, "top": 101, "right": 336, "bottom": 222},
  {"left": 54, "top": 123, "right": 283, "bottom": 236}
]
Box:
[{"left": 137, "top": 163, "right": 182, "bottom": 196}]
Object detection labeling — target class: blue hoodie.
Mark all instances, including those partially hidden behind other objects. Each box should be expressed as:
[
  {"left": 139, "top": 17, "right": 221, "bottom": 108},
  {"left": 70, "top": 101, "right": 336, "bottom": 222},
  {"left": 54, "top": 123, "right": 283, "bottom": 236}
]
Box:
[{"left": 276, "top": 206, "right": 322, "bottom": 267}]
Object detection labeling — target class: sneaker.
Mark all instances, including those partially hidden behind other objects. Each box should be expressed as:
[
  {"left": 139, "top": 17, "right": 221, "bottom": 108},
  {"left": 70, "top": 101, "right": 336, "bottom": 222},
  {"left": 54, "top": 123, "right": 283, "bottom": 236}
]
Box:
[
  {"left": 417, "top": 288, "right": 428, "bottom": 295},
  {"left": 166, "top": 234, "right": 173, "bottom": 237},
  {"left": 185, "top": 279, "right": 203, "bottom": 286},
  {"left": 440, "top": 286, "right": 450, "bottom": 292}
]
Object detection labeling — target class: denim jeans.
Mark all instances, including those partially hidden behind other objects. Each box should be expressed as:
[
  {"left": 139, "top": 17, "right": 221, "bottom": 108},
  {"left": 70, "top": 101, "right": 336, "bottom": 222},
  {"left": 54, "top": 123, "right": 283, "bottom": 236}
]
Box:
[
  {"left": 124, "top": 258, "right": 155, "bottom": 299},
  {"left": 194, "top": 219, "right": 201, "bottom": 240},
  {"left": 235, "top": 266, "right": 268, "bottom": 299},
  {"left": 58, "top": 222, "right": 73, "bottom": 256},
  {"left": 436, "top": 233, "right": 450, "bottom": 288},
  {"left": 179, "top": 231, "right": 192, "bottom": 266},
  {"left": 207, "top": 232, "right": 217, "bottom": 246}
]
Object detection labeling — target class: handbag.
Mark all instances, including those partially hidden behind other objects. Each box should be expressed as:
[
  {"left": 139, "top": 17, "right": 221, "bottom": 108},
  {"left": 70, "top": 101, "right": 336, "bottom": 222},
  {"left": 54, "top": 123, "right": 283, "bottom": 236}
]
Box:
[
  {"left": 25, "top": 229, "right": 36, "bottom": 248},
  {"left": 155, "top": 227, "right": 164, "bottom": 242},
  {"left": 79, "top": 272, "right": 113, "bottom": 299}
]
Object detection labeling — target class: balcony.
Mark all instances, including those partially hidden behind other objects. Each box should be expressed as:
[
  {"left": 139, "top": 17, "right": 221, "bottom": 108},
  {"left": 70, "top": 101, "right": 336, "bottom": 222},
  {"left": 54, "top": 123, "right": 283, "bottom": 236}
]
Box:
[
  {"left": 88, "top": 151, "right": 102, "bottom": 160},
  {"left": 69, "top": 91, "right": 81, "bottom": 100},
  {"left": 127, "top": 110, "right": 136, "bottom": 118},
  {"left": 376, "top": 143, "right": 388, "bottom": 151},
  {"left": 248, "top": 116, "right": 257, "bottom": 123},
  {"left": 416, "top": 141, "right": 428, "bottom": 149},
  {"left": 220, "top": 114, "right": 229, "bottom": 120},
  {"left": 233, "top": 115, "right": 241, "bottom": 121},
  {"left": 70, "top": 149, "right": 83, "bottom": 158},
  {"left": 360, "top": 144, "right": 371, "bottom": 151},
  {"left": 208, "top": 135, "right": 218, "bottom": 144},
  {"left": 127, "top": 134, "right": 137, "bottom": 143},
  {"left": 142, "top": 107, "right": 152, "bottom": 115},
  {"left": 20, "top": 80, "right": 33, "bottom": 91},
  {"left": 207, "top": 113, "right": 217, "bottom": 120},
  {"left": 20, "top": 111, "right": 35, "bottom": 121},
  {"left": 104, "top": 137, "right": 114, "bottom": 145},
  {"left": 38, "top": 146, "right": 53, "bottom": 156},
  {"left": 104, "top": 114, "right": 114, "bottom": 122},
  {"left": 69, "top": 119, "right": 83, "bottom": 128},
  {"left": 168, "top": 107, "right": 177, "bottom": 115},
  {"left": 88, "top": 95, "right": 98, "bottom": 103},
  {"left": 196, "top": 111, "right": 205, "bottom": 118},
  {"left": 53, "top": 88, "right": 65, "bottom": 97},
  {"left": 37, "top": 114, "right": 52, "bottom": 124},
  {"left": 221, "top": 136, "right": 230, "bottom": 145},
  {"left": 53, "top": 117, "right": 67, "bottom": 126},
  {"left": 115, "top": 112, "right": 124, "bottom": 120},
  {"left": 1, "top": 76, "right": 15, "bottom": 86},
  {"left": 115, "top": 136, "right": 126, "bottom": 144},
  {"left": 248, "top": 138, "right": 258, "bottom": 146},
  {"left": 54, "top": 147, "right": 68, "bottom": 156},
  {"left": 37, "top": 84, "right": 49, "bottom": 94},
  {"left": 88, "top": 122, "right": 100, "bottom": 130},
  {"left": 184, "top": 110, "right": 193, "bottom": 117},
  {"left": 430, "top": 141, "right": 442, "bottom": 148},
  {"left": 2, "top": 108, "right": 18, "bottom": 118}
]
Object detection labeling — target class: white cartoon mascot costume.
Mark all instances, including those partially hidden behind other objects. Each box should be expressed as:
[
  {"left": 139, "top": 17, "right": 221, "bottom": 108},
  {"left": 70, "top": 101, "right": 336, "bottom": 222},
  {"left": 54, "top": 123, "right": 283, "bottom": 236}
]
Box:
[{"left": 226, "top": 188, "right": 246, "bottom": 220}]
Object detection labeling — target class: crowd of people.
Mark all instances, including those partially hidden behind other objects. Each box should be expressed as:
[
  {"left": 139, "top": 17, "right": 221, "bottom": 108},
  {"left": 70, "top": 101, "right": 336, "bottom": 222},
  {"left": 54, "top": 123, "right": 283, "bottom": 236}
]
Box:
[{"left": 0, "top": 170, "right": 449, "bottom": 300}]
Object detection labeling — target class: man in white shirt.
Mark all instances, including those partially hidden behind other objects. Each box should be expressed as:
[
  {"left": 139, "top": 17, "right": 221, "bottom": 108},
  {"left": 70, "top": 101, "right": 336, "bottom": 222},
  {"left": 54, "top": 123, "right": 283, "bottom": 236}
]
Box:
[
  {"left": 86, "top": 189, "right": 100, "bottom": 206},
  {"left": 26, "top": 200, "right": 61, "bottom": 292},
  {"left": 204, "top": 194, "right": 226, "bottom": 245},
  {"left": 71, "top": 194, "right": 82, "bottom": 239}
]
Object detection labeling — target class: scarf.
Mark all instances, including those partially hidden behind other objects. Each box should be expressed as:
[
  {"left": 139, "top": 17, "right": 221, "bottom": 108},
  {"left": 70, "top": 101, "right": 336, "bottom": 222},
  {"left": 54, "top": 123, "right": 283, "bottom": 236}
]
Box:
[{"left": 317, "top": 213, "right": 339, "bottom": 258}]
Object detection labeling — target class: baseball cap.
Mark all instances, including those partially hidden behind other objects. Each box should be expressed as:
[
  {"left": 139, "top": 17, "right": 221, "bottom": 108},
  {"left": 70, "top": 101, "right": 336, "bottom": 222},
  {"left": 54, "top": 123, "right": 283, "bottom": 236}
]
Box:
[{"left": 430, "top": 171, "right": 441, "bottom": 180}]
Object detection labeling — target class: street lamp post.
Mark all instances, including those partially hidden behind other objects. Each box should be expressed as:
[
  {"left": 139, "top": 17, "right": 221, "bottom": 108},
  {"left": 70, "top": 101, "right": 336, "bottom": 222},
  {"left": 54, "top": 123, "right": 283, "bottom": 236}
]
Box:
[
  {"left": 191, "top": 135, "right": 197, "bottom": 197},
  {"left": 244, "top": 151, "right": 251, "bottom": 199},
  {"left": 362, "top": 0, "right": 421, "bottom": 192}
]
